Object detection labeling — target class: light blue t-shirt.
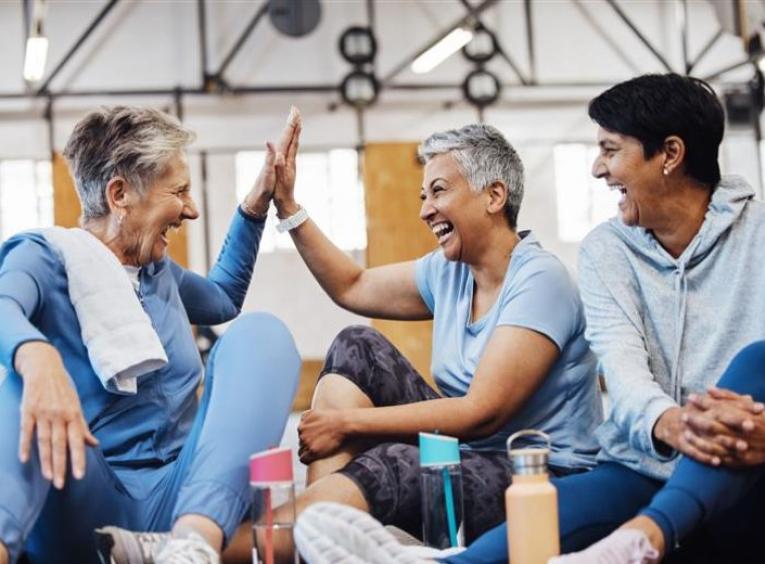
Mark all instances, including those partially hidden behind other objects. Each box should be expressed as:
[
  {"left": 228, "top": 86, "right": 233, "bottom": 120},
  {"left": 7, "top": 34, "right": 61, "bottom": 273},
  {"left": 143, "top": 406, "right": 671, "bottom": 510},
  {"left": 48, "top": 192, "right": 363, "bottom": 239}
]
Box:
[{"left": 414, "top": 231, "right": 602, "bottom": 469}]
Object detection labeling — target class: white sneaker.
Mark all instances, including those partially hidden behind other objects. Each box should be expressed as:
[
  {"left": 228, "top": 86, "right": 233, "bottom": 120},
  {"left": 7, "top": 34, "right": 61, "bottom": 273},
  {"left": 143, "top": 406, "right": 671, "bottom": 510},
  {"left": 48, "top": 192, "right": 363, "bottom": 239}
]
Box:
[
  {"left": 95, "top": 527, "right": 219, "bottom": 564},
  {"left": 295, "top": 502, "right": 464, "bottom": 564},
  {"left": 548, "top": 529, "right": 660, "bottom": 564},
  {"left": 155, "top": 533, "right": 220, "bottom": 564}
]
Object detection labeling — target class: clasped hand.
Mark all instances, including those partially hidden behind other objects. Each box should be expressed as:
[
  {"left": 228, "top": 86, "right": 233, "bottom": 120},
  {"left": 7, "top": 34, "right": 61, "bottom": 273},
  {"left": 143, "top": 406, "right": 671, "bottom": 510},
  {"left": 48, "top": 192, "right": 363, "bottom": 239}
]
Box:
[{"left": 659, "top": 388, "right": 765, "bottom": 467}]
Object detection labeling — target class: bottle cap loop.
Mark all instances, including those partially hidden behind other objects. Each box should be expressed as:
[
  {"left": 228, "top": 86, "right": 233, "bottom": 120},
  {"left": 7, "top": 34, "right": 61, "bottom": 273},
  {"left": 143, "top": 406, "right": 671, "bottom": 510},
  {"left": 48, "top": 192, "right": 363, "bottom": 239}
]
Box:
[{"left": 506, "top": 429, "right": 551, "bottom": 476}]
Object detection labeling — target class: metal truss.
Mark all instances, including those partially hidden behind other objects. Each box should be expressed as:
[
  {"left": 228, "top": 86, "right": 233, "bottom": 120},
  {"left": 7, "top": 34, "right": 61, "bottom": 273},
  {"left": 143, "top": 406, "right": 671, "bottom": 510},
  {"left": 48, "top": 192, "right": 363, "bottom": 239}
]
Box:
[{"left": 1, "top": 0, "right": 755, "bottom": 109}]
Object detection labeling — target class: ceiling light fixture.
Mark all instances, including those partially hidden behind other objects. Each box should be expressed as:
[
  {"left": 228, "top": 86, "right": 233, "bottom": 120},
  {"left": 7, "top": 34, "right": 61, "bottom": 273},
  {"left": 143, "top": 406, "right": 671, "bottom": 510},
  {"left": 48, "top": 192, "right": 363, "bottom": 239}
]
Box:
[
  {"left": 23, "top": 36, "right": 48, "bottom": 82},
  {"left": 411, "top": 27, "right": 474, "bottom": 74},
  {"left": 23, "top": 0, "right": 48, "bottom": 83}
]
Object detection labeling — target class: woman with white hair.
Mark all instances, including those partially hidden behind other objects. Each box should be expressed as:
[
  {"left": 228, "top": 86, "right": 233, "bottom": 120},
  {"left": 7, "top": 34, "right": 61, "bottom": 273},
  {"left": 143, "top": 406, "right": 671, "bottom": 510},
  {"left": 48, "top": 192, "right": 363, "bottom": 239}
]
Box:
[
  {"left": 0, "top": 106, "right": 301, "bottom": 564},
  {"left": 263, "top": 115, "right": 602, "bottom": 558}
]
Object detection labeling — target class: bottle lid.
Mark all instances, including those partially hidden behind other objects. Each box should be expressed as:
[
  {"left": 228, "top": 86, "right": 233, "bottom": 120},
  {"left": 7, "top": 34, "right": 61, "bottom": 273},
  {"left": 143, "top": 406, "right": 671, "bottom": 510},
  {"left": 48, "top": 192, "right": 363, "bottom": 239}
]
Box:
[
  {"left": 419, "top": 432, "right": 460, "bottom": 467},
  {"left": 249, "top": 446, "right": 293, "bottom": 485},
  {"left": 506, "top": 430, "right": 551, "bottom": 476}
]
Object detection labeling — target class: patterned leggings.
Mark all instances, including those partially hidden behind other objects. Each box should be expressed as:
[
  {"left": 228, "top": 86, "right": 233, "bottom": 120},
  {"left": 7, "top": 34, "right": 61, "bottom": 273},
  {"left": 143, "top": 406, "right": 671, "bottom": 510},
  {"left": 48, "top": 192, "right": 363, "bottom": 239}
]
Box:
[{"left": 320, "top": 325, "right": 571, "bottom": 543}]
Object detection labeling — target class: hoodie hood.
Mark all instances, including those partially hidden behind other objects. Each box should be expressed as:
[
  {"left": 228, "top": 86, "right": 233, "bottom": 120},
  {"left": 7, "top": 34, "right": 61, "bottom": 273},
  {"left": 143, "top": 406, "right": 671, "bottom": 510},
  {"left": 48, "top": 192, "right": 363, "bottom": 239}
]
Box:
[{"left": 606, "top": 175, "right": 755, "bottom": 268}]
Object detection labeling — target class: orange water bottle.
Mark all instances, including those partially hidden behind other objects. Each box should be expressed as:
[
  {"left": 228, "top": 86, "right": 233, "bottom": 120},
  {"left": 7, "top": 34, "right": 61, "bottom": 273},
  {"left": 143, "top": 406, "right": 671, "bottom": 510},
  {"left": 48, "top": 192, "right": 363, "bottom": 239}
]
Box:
[{"left": 505, "top": 430, "right": 560, "bottom": 564}]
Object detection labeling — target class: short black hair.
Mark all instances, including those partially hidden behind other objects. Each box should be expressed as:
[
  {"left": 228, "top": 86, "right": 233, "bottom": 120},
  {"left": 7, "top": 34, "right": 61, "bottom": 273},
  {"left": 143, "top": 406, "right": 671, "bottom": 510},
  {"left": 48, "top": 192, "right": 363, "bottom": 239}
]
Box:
[{"left": 588, "top": 73, "right": 724, "bottom": 187}]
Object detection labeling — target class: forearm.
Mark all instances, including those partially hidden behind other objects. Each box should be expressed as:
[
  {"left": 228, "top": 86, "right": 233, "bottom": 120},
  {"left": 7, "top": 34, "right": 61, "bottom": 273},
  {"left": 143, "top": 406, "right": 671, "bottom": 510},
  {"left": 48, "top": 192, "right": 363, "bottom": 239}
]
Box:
[
  {"left": 277, "top": 200, "right": 366, "bottom": 311},
  {"left": 0, "top": 297, "right": 47, "bottom": 372},
  {"left": 342, "top": 396, "right": 500, "bottom": 442}
]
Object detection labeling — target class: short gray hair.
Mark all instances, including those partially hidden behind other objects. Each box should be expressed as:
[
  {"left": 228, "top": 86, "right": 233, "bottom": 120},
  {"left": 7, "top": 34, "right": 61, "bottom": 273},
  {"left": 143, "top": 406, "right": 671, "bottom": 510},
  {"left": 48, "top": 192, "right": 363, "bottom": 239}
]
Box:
[
  {"left": 418, "top": 124, "right": 524, "bottom": 228},
  {"left": 63, "top": 106, "right": 195, "bottom": 220}
]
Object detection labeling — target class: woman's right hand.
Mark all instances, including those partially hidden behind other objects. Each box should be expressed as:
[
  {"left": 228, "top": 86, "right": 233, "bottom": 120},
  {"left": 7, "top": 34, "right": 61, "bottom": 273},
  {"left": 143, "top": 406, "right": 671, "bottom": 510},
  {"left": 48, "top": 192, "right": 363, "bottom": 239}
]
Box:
[
  {"left": 14, "top": 341, "right": 98, "bottom": 489},
  {"left": 273, "top": 106, "right": 302, "bottom": 218}
]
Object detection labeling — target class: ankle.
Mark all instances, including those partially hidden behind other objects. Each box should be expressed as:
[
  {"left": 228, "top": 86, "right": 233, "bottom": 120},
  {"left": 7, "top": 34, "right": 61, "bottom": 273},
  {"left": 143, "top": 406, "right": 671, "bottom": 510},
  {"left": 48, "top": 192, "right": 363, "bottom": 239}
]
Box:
[{"left": 621, "top": 516, "right": 665, "bottom": 559}]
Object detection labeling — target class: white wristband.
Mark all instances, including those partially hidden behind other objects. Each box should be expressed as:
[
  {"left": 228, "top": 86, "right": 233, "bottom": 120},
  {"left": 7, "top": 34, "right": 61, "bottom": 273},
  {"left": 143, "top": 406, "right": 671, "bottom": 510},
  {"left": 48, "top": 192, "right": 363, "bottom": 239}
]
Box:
[{"left": 276, "top": 207, "right": 309, "bottom": 233}]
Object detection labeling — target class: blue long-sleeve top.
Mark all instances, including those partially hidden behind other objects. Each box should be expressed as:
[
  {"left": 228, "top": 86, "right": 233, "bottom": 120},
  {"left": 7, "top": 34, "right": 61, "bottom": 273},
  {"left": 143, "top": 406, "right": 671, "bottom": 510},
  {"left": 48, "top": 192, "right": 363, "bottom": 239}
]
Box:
[{"left": 0, "top": 209, "right": 264, "bottom": 467}]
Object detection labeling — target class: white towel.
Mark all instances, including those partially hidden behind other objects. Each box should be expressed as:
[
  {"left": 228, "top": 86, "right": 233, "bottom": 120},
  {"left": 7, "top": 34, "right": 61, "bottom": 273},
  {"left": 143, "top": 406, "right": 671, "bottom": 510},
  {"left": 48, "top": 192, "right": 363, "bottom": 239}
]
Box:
[{"left": 42, "top": 227, "right": 168, "bottom": 394}]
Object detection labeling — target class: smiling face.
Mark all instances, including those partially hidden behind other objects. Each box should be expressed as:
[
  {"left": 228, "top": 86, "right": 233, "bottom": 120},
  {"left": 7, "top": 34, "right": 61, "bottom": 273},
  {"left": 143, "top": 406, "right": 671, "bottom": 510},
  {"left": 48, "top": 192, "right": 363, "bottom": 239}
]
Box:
[
  {"left": 118, "top": 152, "right": 198, "bottom": 265},
  {"left": 419, "top": 153, "right": 488, "bottom": 262},
  {"left": 592, "top": 127, "right": 668, "bottom": 228}
]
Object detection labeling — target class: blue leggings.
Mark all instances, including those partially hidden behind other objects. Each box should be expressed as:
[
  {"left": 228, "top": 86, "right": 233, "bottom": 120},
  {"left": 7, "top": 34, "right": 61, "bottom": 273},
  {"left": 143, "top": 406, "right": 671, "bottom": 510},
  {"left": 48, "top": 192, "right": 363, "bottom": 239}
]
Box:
[
  {"left": 0, "top": 313, "right": 301, "bottom": 564},
  {"left": 445, "top": 341, "right": 765, "bottom": 564}
]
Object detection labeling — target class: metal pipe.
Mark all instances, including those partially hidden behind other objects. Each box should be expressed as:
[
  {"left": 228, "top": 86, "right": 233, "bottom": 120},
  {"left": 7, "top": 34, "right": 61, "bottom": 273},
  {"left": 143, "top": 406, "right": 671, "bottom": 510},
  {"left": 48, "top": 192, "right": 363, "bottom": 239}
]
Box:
[
  {"left": 604, "top": 0, "right": 673, "bottom": 73},
  {"left": 678, "top": 0, "right": 689, "bottom": 74},
  {"left": 571, "top": 0, "right": 641, "bottom": 75},
  {"left": 22, "top": 0, "right": 31, "bottom": 46},
  {"left": 524, "top": 0, "right": 536, "bottom": 84},
  {"left": 199, "top": 150, "right": 211, "bottom": 270},
  {"left": 214, "top": 2, "right": 269, "bottom": 80},
  {"left": 380, "top": 0, "right": 499, "bottom": 88},
  {"left": 197, "top": 0, "right": 209, "bottom": 87},
  {"left": 36, "top": 0, "right": 120, "bottom": 94},
  {"left": 702, "top": 57, "right": 755, "bottom": 82},
  {"left": 688, "top": 28, "right": 723, "bottom": 73}
]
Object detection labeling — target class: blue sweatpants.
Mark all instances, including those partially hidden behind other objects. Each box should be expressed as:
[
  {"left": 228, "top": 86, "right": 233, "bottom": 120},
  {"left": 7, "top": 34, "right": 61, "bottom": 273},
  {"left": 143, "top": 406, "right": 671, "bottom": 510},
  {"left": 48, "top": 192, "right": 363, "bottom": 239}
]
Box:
[
  {"left": 445, "top": 340, "right": 765, "bottom": 564},
  {"left": 0, "top": 313, "right": 301, "bottom": 564}
]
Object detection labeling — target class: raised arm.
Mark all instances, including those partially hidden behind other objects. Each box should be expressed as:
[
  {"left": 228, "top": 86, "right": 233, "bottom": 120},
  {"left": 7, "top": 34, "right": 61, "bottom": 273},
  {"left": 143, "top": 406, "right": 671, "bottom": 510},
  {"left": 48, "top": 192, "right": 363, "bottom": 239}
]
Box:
[
  {"left": 272, "top": 109, "right": 430, "bottom": 321},
  {"left": 298, "top": 325, "right": 559, "bottom": 462},
  {"left": 173, "top": 136, "right": 277, "bottom": 325}
]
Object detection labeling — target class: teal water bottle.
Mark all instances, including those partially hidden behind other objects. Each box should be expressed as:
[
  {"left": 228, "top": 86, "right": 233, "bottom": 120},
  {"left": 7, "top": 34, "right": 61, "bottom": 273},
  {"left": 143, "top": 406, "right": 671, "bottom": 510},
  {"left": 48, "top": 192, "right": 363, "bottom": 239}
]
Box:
[{"left": 419, "top": 432, "right": 465, "bottom": 549}]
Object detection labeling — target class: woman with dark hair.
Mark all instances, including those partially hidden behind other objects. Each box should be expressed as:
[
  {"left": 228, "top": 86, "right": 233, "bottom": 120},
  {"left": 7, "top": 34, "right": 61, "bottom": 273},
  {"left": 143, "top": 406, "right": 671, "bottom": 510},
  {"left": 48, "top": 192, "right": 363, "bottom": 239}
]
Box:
[{"left": 296, "top": 74, "right": 765, "bottom": 564}]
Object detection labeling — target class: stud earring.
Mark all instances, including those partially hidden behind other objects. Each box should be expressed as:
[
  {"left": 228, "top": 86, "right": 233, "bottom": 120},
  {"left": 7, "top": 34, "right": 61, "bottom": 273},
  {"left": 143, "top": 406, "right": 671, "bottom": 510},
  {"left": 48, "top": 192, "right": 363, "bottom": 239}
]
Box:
[{"left": 663, "top": 167, "right": 669, "bottom": 176}]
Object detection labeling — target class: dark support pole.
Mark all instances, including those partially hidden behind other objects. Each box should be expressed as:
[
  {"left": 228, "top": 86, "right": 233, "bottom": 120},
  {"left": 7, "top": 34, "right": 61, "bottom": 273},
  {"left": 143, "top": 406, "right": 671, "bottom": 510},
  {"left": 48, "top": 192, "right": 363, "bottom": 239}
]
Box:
[
  {"left": 174, "top": 87, "right": 184, "bottom": 121},
  {"left": 366, "top": 0, "right": 376, "bottom": 74},
  {"left": 380, "top": 0, "right": 499, "bottom": 88},
  {"left": 680, "top": 0, "right": 690, "bottom": 74},
  {"left": 22, "top": 0, "right": 31, "bottom": 45},
  {"left": 524, "top": 0, "right": 536, "bottom": 84},
  {"left": 36, "top": 0, "right": 120, "bottom": 94},
  {"left": 214, "top": 2, "right": 269, "bottom": 81},
  {"left": 199, "top": 150, "right": 211, "bottom": 270},
  {"left": 197, "top": 0, "right": 210, "bottom": 88},
  {"left": 688, "top": 28, "right": 723, "bottom": 73},
  {"left": 605, "top": 0, "right": 674, "bottom": 72},
  {"left": 355, "top": 106, "right": 366, "bottom": 149},
  {"left": 44, "top": 95, "right": 54, "bottom": 155}
]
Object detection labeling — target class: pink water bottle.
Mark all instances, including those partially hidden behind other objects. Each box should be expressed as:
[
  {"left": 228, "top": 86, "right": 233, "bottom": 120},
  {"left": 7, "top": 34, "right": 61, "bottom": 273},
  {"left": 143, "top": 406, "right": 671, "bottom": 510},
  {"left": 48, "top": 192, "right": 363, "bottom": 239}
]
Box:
[{"left": 249, "top": 447, "right": 297, "bottom": 564}]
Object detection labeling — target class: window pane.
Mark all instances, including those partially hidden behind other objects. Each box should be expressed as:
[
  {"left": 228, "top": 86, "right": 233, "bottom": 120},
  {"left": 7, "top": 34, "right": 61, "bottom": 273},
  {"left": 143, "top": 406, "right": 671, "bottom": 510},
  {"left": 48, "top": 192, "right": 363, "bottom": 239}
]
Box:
[
  {"left": 554, "top": 144, "right": 619, "bottom": 242},
  {"left": 0, "top": 160, "right": 54, "bottom": 241}
]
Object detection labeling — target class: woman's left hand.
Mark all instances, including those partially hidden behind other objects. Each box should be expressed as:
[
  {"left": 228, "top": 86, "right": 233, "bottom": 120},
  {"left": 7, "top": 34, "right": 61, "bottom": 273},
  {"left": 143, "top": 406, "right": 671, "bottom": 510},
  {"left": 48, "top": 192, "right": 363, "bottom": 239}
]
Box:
[
  {"left": 297, "top": 409, "right": 348, "bottom": 464},
  {"left": 683, "top": 389, "right": 765, "bottom": 467}
]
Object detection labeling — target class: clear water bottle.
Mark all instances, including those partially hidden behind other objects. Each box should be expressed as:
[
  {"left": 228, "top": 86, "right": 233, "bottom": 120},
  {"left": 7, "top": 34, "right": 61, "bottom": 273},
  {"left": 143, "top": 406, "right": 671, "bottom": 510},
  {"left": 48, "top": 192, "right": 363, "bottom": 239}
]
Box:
[
  {"left": 419, "top": 432, "right": 465, "bottom": 549},
  {"left": 505, "top": 430, "right": 560, "bottom": 564},
  {"left": 250, "top": 447, "right": 297, "bottom": 564}
]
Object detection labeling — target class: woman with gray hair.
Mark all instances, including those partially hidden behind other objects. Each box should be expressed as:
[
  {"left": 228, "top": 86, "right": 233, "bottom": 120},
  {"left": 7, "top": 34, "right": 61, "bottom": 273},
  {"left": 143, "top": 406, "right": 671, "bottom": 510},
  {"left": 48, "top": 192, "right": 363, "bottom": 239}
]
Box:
[
  {"left": 263, "top": 114, "right": 602, "bottom": 560},
  {"left": 0, "top": 106, "right": 301, "bottom": 564}
]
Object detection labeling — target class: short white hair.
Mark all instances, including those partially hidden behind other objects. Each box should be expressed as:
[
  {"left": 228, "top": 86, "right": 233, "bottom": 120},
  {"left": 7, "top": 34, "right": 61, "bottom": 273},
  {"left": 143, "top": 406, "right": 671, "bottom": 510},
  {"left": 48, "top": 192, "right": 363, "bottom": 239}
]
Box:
[
  {"left": 63, "top": 106, "right": 195, "bottom": 220},
  {"left": 419, "top": 124, "right": 524, "bottom": 228}
]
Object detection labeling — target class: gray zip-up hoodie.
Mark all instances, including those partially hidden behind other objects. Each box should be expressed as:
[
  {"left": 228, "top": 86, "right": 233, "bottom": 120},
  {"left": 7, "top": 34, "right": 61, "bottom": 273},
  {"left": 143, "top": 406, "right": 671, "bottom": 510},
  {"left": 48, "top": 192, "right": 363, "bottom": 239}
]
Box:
[{"left": 578, "top": 176, "right": 765, "bottom": 480}]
